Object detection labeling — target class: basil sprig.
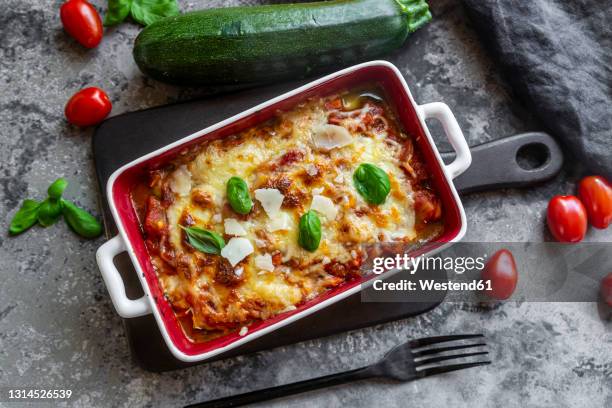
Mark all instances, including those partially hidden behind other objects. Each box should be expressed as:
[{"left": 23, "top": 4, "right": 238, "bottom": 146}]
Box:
[
  {"left": 61, "top": 200, "right": 103, "bottom": 238},
  {"left": 104, "top": 0, "right": 180, "bottom": 27},
  {"left": 8, "top": 178, "right": 102, "bottom": 239},
  {"left": 9, "top": 199, "right": 41, "bottom": 235},
  {"left": 227, "top": 177, "right": 253, "bottom": 215},
  {"left": 37, "top": 178, "right": 69, "bottom": 227},
  {"left": 181, "top": 226, "right": 225, "bottom": 255},
  {"left": 298, "top": 210, "right": 322, "bottom": 252},
  {"left": 37, "top": 199, "right": 63, "bottom": 227},
  {"left": 104, "top": 0, "right": 132, "bottom": 26},
  {"left": 48, "top": 178, "right": 68, "bottom": 199},
  {"left": 353, "top": 163, "right": 391, "bottom": 205}
]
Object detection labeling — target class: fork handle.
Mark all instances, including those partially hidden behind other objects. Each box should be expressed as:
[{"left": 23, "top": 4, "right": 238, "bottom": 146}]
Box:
[{"left": 185, "top": 366, "right": 375, "bottom": 408}]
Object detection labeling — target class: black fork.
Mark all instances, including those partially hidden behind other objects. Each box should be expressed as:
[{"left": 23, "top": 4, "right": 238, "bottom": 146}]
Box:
[{"left": 186, "top": 334, "right": 491, "bottom": 408}]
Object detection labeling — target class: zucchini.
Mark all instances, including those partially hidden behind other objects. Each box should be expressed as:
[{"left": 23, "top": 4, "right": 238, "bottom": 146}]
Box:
[{"left": 133, "top": 0, "right": 431, "bottom": 86}]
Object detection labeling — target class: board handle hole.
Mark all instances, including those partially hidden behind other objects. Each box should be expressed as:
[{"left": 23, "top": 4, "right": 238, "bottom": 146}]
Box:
[{"left": 516, "top": 143, "right": 550, "bottom": 170}]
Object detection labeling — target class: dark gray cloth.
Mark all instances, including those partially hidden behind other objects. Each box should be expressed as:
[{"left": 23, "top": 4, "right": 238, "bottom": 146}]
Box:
[{"left": 462, "top": 0, "right": 612, "bottom": 178}]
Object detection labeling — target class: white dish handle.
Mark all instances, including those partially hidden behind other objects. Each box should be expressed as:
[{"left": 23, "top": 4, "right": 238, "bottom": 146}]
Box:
[
  {"left": 418, "top": 102, "right": 472, "bottom": 179},
  {"left": 96, "top": 235, "right": 151, "bottom": 318}
]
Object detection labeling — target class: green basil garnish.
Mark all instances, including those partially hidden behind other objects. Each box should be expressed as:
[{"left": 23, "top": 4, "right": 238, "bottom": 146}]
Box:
[
  {"left": 104, "top": 0, "right": 179, "bottom": 27},
  {"left": 9, "top": 199, "right": 41, "bottom": 235},
  {"left": 37, "top": 198, "right": 63, "bottom": 227},
  {"left": 227, "top": 176, "right": 253, "bottom": 215},
  {"left": 104, "top": 0, "right": 133, "bottom": 26},
  {"left": 61, "top": 199, "right": 103, "bottom": 238},
  {"left": 130, "top": 0, "right": 180, "bottom": 26},
  {"left": 47, "top": 178, "right": 68, "bottom": 200},
  {"left": 353, "top": 163, "right": 391, "bottom": 205},
  {"left": 181, "top": 226, "right": 225, "bottom": 254},
  {"left": 8, "top": 178, "right": 103, "bottom": 239},
  {"left": 298, "top": 210, "right": 322, "bottom": 252}
]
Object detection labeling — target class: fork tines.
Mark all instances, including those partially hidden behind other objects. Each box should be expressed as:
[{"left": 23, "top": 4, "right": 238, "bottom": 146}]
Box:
[
  {"left": 411, "top": 334, "right": 491, "bottom": 377},
  {"left": 409, "top": 334, "right": 485, "bottom": 348}
]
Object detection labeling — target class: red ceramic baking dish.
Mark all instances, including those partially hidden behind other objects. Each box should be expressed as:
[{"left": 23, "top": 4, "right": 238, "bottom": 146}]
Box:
[{"left": 96, "top": 60, "right": 471, "bottom": 362}]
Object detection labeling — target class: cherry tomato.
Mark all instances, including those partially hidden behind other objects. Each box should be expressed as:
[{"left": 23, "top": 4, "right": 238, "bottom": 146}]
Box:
[
  {"left": 546, "top": 195, "right": 587, "bottom": 242},
  {"left": 60, "top": 0, "right": 103, "bottom": 49},
  {"left": 481, "top": 248, "right": 518, "bottom": 300},
  {"left": 601, "top": 273, "right": 612, "bottom": 307},
  {"left": 578, "top": 176, "right": 612, "bottom": 229},
  {"left": 65, "top": 87, "right": 112, "bottom": 127}
]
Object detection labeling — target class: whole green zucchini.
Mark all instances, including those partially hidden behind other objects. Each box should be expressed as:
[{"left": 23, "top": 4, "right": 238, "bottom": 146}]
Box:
[{"left": 133, "top": 0, "right": 431, "bottom": 86}]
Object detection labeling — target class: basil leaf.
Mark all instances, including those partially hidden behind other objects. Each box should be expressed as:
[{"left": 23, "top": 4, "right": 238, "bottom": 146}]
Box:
[
  {"left": 227, "top": 177, "right": 253, "bottom": 215},
  {"left": 61, "top": 199, "right": 103, "bottom": 238},
  {"left": 353, "top": 163, "right": 391, "bottom": 205},
  {"left": 298, "top": 210, "right": 321, "bottom": 252},
  {"left": 47, "top": 178, "right": 68, "bottom": 200},
  {"left": 104, "top": 0, "right": 132, "bottom": 26},
  {"left": 9, "top": 199, "right": 41, "bottom": 235},
  {"left": 181, "top": 226, "right": 225, "bottom": 254},
  {"left": 38, "top": 198, "right": 63, "bottom": 227},
  {"left": 130, "top": 0, "right": 179, "bottom": 26}
]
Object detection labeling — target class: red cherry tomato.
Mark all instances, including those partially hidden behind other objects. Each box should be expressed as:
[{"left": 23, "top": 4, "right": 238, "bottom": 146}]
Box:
[
  {"left": 481, "top": 248, "right": 518, "bottom": 300},
  {"left": 60, "top": 0, "right": 103, "bottom": 49},
  {"left": 546, "top": 195, "right": 587, "bottom": 243},
  {"left": 65, "top": 87, "right": 112, "bottom": 127},
  {"left": 601, "top": 273, "right": 612, "bottom": 307},
  {"left": 578, "top": 176, "right": 612, "bottom": 229}
]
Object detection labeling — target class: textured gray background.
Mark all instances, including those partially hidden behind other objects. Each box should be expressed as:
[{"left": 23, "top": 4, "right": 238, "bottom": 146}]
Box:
[{"left": 0, "top": 0, "right": 610, "bottom": 407}]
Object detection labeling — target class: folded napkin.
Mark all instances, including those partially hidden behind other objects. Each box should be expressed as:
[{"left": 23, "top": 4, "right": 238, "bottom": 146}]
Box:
[{"left": 462, "top": 0, "right": 612, "bottom": 178}]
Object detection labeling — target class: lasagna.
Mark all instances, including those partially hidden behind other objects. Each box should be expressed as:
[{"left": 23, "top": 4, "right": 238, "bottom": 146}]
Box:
[{"left": 132, "top": 88, "right": 443, "bottom": 341}]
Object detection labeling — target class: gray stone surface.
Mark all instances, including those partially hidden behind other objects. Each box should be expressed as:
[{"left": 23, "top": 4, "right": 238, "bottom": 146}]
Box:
[{"left": 0, "top": 1, "right": 610, "bottom": 407}]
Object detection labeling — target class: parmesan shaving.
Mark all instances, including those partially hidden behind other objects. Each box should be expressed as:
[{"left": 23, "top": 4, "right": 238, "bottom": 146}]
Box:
[
  {"left": 255, "top": 254, "right": 275, "bottom": 272},
  {"left": 221, "top": 237, "right": 254, "bottom": 267},
  {"left": 310, "top": 195, "right": 338, "bottom": 220},
  {"left": 312, "top": 124, "right": 353, "bottom": 151},
  {"left": 254, "top": 188, "right": 284, "bottom": 217},
  {"left": 224, "top": 218, "right": 247, "bottom": 236}
]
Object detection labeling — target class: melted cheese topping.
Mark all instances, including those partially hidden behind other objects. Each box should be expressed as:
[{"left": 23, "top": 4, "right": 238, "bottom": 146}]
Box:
[{"left": 142, "top": 93, "right": 440, "bottom": 338}]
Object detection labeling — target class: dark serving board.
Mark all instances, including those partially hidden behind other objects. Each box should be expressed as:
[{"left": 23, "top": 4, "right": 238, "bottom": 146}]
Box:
[{"left": 93, "top": 79, "right": 563, "bottom": 372}]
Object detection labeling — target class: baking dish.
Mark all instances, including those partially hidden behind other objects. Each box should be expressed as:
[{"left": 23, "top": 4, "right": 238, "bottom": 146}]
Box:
[{"left": 96, "top": 60, "right": 471, "bottom": 363}]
